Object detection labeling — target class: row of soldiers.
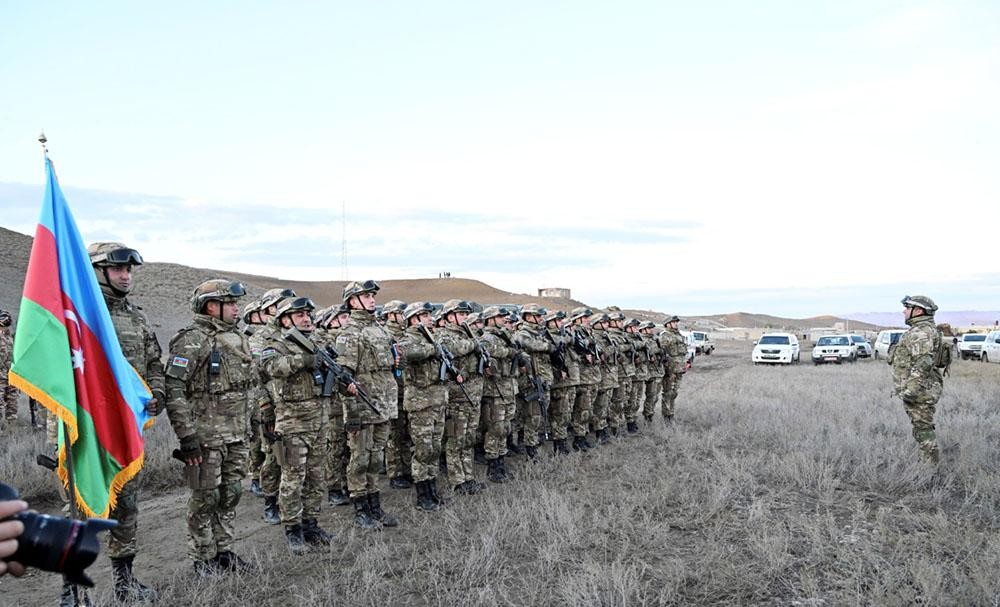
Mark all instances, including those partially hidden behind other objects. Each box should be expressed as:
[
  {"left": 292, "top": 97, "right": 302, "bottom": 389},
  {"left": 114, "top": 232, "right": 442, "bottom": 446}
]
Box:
[{"left": 22, "top": 241, "right": 690, "bottom": 606}]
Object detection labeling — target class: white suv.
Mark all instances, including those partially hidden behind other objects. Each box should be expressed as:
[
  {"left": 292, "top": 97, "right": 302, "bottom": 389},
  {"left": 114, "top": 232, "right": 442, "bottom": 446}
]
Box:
[
  {"left": 874, "top": 329, "right": 907, "bottom": 360},
  {"left": 811, "top": 334, "right": 857, "bottom": 365},
  {"left": 752, "top": 333, "right": 800, "bottom": 365},
  {"left": 959, "top": 333, "right": 987, "bottom": 360},
  {"left": 981, "top": 330, "right": 1000, "bottom": 364},
  {"left": 849, "top": 334, "right": 873, "bottom": 358},
  {"left": 690, "top": 331, "right": 715, "bottom": 355}
]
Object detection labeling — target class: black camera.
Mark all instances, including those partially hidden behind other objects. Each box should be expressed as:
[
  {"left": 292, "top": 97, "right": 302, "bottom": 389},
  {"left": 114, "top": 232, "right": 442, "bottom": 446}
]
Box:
[{"left": 0, "top": 482, "right": 117, "bottom": 587}]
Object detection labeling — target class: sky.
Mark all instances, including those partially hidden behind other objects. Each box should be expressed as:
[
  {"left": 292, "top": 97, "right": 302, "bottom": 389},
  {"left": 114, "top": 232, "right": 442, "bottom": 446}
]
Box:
[{"left": 1, "top": 1, "right": 998, "bottom": 317}]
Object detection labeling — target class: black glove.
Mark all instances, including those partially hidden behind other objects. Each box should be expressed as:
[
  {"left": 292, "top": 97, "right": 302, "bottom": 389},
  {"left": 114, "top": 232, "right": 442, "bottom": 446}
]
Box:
[{"left": 179, "top": 435, "right": 203, "bottom": 462}]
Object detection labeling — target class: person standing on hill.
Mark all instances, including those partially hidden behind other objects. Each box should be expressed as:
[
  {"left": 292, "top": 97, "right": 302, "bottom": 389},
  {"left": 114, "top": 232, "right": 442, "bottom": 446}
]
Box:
[{"left": 891, "top": 295, "right": 946, "bottom": 463}]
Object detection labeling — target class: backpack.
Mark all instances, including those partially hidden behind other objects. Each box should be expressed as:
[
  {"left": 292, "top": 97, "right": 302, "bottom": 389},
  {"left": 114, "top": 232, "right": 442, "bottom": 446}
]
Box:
[{"left": 934, "top": 330, "right": 951, "bottom": 376}]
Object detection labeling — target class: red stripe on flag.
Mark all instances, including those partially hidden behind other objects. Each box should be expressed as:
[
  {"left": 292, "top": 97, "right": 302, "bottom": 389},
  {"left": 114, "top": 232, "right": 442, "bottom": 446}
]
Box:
[
  {"left": 22, "top": 225, "right": 63, "bottom": 318},
  {"left": 63, "top": 296, "right": 143, "bottom": 466}
]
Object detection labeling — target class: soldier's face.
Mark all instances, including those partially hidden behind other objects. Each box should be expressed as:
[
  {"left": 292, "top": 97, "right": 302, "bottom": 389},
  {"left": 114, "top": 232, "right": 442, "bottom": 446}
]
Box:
[
  {"left": 105, "top": 265, "right": 133, "bottom": 293},
  {"left": 221, "top": 301, "right": 239, "bottom": 324},
  {"left": 450, "top": 311, "right": 468, "bottom": 325},
  {"left": 353, "top": 292, "right": 377, "bottom": 312},
  {"left": 336, "top": 312, "right": 350, "bottom": 326},
  {"left": 288, "top": 310, "right": 314, "bottom": 331}
]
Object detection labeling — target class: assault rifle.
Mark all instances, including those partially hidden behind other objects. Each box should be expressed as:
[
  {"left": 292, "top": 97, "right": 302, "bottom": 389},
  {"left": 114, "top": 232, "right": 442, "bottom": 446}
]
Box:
[
  {"left": 540, "top": 327, "right": 570, "bottom": 376},
  {"left": 418, "top": 324, "right": 475, "bottom": 404},
  {"left": 520, "top": 351, "right": 550, "bottom": 441},
  {"left": 283, "top": 328, "right": 382, "bottom": 416},
  {"left": 461, "top": 323, "right": 495, "bottom": 377}
]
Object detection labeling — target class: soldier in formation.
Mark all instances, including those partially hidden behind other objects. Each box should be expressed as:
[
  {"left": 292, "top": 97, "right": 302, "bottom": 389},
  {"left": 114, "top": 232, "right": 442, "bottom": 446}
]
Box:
[
  {"left": 658, "top": 315, "right": 687, "bottom": 423},
  {"left": 315, "top": 304, "right": 353, "bottom": 507},
  {"left": 0, "top": 309, "right": 18, "bottom": 433}
]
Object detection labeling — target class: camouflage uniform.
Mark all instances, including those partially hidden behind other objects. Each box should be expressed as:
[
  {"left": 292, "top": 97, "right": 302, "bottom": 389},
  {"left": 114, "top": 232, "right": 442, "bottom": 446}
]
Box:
[
  {"left": 382, "top": 306, "right": 412, "bottom": 486},
  {"left": 241, "top": 302, "right": 267, "bottom": 495},
  {"left": 658, "top": 320, "right": 687, "bottom": 419},
  {"left": 589, "top": 315, "right": 619, "bottom": 442},
  {"left": 313, "top": 325, "right": 350, "bottom": 502},
  {"left": 608, "top": 321, "right": 634, "bottom": 433},
  {"left": 260, "top": 328, "right": 329, "bottom": 528},
  {"left": 479, "top": 311, "right": 518, "bottom": 480},
  {"left": 0, "top": 321, "right": 18, "bottom": 428},
  {"left": 513, "top": 308, "right": 555, "bottom": 451},
  {"left": 547, "top": 318, "right": 576, "bottom": 452},
  {"left": 335, "top": 299, "right": 400, "bottom": 527},
  {"left": 568, "top": 310, "right": 600, "bottom": 450},
  {"left": 165, "top": 306, "right": 253, "bottom": 564},
  {"left": 624, "top": 324, "right": 647, "bottom": 432},
  {"left": 891, "top": 297, "right": 945, "bottom": 462},
  {"left": 398, "top": 312, "right": 448, "bottom": 509},
  {"left": 250, "top": 318, "right": 285, "bottom": 507},
  {"left": 640, "top": 324, "right": 664, "bottom": 421},
  {"left": 437, "top": 318, "right": 482, "bottom": 490}
]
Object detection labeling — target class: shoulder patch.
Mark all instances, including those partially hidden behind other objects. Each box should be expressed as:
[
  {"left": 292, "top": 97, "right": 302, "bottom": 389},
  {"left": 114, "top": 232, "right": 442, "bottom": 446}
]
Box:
[
  {"left": 260, "top": 347, "right": 278, "bottom": 360},
  {"left": 170, "top": 356, "right": 189, "bottom": 368}
]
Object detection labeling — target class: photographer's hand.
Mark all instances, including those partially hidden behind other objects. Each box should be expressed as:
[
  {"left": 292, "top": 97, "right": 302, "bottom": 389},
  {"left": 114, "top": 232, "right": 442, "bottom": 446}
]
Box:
[{"left": 0, "top": 498, "right": 28, "bottom": 577}]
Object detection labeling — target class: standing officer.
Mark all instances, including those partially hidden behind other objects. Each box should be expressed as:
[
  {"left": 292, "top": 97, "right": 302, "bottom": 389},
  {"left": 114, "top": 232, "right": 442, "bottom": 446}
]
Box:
[
  {"left": 315, "top": 305, "right": 352, "bottom": 506},
  {"left": 658, "top": 315, "right": 687, "bottom": 423},
  {"left": 335, "top": 280, "right": 401, "bottom": 529},
  {"left": 513, "top": 304, "right": 554, "bottom": 458},
  {"left": 567, "top": 307, "right": 598, "bottom": 450},
  {"left": 164, "top": 279, "right": 255, "bottom": 575},
  {"left": 380, "top": 300, "right": 413, "bottom": 490},
  {"left": 639, "top": 322, "right": 664, "bottom": 424},
  {"left": 437, "top": 299, "right": 484, "bottom": 494},
  {"left": 478, "top": 306, "right": 518, "bottom": 481},
  {"left": 892, "top": 296, "right": 946, "bottom": 463},
  {"left": 545, "top": 310, "right": 575, "bottom": 455},
  {"left": 589, "top": 313, "right": 618, "bottom": 445},
  {"left": 240, "top": 298, "right": 266, "bottom": 497},
  {"left": 260, "top": 296, "right": 334, "bottom": 552},
  {"left": 85, "top": 242, "right": 164, "bottom": 602}
]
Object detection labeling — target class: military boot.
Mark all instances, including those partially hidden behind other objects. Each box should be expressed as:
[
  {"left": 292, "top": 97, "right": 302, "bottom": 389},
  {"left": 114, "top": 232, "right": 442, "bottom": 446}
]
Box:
[
  {"left": 525, "top": 444, "right": 538, "bottom": 459},
  {"left": 626, "top": 421, "right": 640, "bottom": 434},
  {"left": 498, "top": 456, "right": 514, "bottom": 481},
  {"left": 643, "top": 414, "right": 654, "bottom": 424},
  {"left": 285, "top": 524, "right": 307, "bottom": 554},
  {"left": 368, "top": 492, "right": 399, "bottom": 527},
  {"left": 571, "top": 436, "right": 589, "bottom": 452},
  {"left": 429, "top": 477, "right": 449, "bottom": 507},
  {"left": 486, "top": 459, "right": 506, "bottom": 483},
  {"left": 111, "top": 555, "right": 157, "bottom": 602},
  {"left": 302, "top": 518, "right": 335, "bottom": 546},
  {"left": 389, "top": 475, "right": 413, "bottom": 489},
  {"left": 352, "top": 496, "right": 379, "bottom": 530},
  {"left": 215, "top": 551, "right": 256, "bottom": 574},
  {"left": 60, "top": 582, "right": 94, "bottom": 606},
  {"left": 415, "top": 479, "right": 439, "bottom": 511},
  {"left": 263, "top": 495, "right": 280, "bottom": 525},
  {"left": 506, "top": 434, "right": 526, "bottom": 455},
  {"left": 454, "top": 480, "right": 483, "bottom": 495},
  {"left": 474, "top": 444, "right": 488, "bottom": 465},
  {"left": 328, "top": 486, "right": 351, "bottom": 506},
  {"left": 598, "top": 428, "right": 611, "bottom": 444},
  {"left": 249, "top": 479, "right": 264, "bottom": 498},
  {"left": 553, "top": 439, "right": 571, "bottom": 455}
]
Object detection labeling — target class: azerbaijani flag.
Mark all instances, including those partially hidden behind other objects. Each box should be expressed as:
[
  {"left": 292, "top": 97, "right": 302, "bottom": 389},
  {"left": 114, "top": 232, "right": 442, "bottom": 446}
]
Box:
[{"left": 8, "top": 157, "right": 152, "bottom": 518}]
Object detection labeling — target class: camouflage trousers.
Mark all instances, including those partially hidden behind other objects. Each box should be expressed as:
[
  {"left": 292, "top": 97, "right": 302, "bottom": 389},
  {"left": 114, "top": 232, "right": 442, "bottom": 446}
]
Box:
[
  {"left": 515, "top": 390, "right": 549, "bottom": 447},
  {"left": 590, "top": 386, "right": 613, "bottom": 432},
  {"left": 609, "top": 380, "right": 632, "bottom": 430},
  {"left": 326, "top": 407, "right": 349, "bottom": 490},
  {"left": 278, "top": 430, "right": 328, "bottom": 525},
  {"left": 0, "top": 379, "right": 18, "bottom": 424},
  {"left": 642, "top": 377, "right": 662, "bottom": 418},
  {"left": 661, "top": 371, "right": 683, "bottom": 418},
  {"left": 260, "top": 437, "right": 282, "bottom": 497},
  {"left": 346, "top": 421, "right": 389, "bottom": 498},
  {"left": 625, "top": 378, "right": 644, "bottom": 423},
  {"left": 571, "top": 384, "right": 594, "bottom": 438},
  {"left": 550, "top": 386, "right": 576, "bottom": 440},
  {"left": 185, "top": 442, "right": 249, "bottom": 561},
  {"left": 482, "top": 394, "right": 515, "bottom": 458},
  {"left": 59, "top": 473, "right": 142, "bottom": 559},
  {"left": 408, "top": 402, "right": 445, "bottom": 483},
  {"left": 445, "top": 399, "right": 480, "bottom": 487},
  {"left": 903, "top": 398, "right": 940, "bottom": 462},
  {"left": 248, "top": 415, "right": 265, "bottom": 482},
  {"left": 387, "top": 409, "right": 413, "bottom": 480}
]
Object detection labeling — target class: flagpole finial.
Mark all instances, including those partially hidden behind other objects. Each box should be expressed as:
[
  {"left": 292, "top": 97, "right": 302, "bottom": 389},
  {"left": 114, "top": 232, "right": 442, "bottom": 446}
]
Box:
[{"left": 38, "top": 131, "right": 48, "bottom": 154}]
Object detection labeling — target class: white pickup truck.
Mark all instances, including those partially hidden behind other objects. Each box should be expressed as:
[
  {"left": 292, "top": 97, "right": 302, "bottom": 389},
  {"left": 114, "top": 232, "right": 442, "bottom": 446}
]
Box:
[
  {"left": 690, "top": 331, "right": 714, "bottom": 355},
  {"left": 958, "top": 333, "right": 987, "bottom": 360}
]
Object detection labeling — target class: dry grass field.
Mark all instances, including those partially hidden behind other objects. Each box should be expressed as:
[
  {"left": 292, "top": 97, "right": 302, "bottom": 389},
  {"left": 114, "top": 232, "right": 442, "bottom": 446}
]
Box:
[{"left": 3, "top": 341, "right": 999, "bottom": 606}]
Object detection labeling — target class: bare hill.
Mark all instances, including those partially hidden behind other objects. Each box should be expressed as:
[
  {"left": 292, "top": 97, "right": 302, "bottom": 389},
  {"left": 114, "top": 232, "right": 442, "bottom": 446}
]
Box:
[{"left": 689, "top": 311, "right": 881, "bottom": 332}]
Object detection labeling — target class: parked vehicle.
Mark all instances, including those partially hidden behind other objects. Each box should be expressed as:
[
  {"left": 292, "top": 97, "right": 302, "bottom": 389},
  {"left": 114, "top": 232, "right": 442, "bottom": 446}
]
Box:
[
  {"left": 959, "top": 333, "right": 987, "bottom": 360},
  {"left": 873, "top": 329, "right": 907, "bottom": 360},
  {"left": 811, "top": 334, "right": 857, "bottom": 365},
  {"left": 690, "top": 331, "right": 715, "bottom": 355},
  {"left": 981, "top": 330, "right": 1000, "bottom": 364},
  {"left": 849, "top": 334, "right": 873, "bottom": 358},
  {"left": 751, "top": 333, "right": 800, "bottom": 365}
]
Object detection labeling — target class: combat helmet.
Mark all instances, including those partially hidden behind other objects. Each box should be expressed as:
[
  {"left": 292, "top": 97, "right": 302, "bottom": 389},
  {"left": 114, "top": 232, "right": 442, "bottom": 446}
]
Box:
[
  {"left": 191, "top": 279, "right": 246, "bottom": 313},
  {"left": 241, "top": 299, "right": 262, "bottom": 324},
  {"left": 901, "top": 295, "right": 938, "bottom": 313},
  {"left": 465, "top": 311, "right": 483, "bottom": 325},
  {"left": 88, "top": 242, "right": 143, "bottom": 268},
  {"left": 605, "top": 307, "right": 625, "bottom": 322},
  {"left": 543, "top": 310, "right": 566, "bottom": 324},
  {"left": 520, "top": 303, "right": 546, "bottom": 318},
  {"left": 259, "top": 288, "right": 297, "bottom": 312},
  {"left": 591, "top": 312, "right": 611, "bottom": 327},
  {"left": 481, "top": 306, "right": 509, "bottom": 322},
  {"left": 663, "top": 314, "right": 680, "bottom": 327},
  {"left": 404, "top": 301, "right": 435, "bottom": 321},
  {"left": 381, "top": 300, "right": 406, "bottom": 318},
  {"left": 276, "top": 296, "right": 316, "bottom": 318},
  {"left": 343, "top": 280, "right": 380, "bottom": 302},
  {"left": 624, "top": 318, "right": 641, "bottom": 329},
  {"left": 440, "top": 299, "right": 474, "bottom": 317},
  {"left": 639, "top": 321, "right": 657, "bottom": 330},
  {"left": 569, "top": 307, "right": 593, "bottom": 322}
]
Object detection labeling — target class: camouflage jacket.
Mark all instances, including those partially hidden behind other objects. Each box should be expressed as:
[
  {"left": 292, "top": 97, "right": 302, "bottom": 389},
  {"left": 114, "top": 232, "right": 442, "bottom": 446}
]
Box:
[
  {"left": 569, "top": 325, "right": 601, "bottom": 386},
  {"left": 313, "top": 327, "right": 346, "bottom": 421},
  {"left": 609, "top": 328, "right": 636, "bottom": 378},
  {"left": 249, "top": 319, "right": 283, "bottom": 423},
  {"left": 891, "top": 315, "right": 944, "bottom": 404},
  {"left": 629, "top": 332, "right": 650, "bottom": 380},
  {"left": 335, "top": 310, "right": 398, "bottom": 424},
  {"left": 164, "top": 314, "right": 253, "bottom": 446},
  {"left": 514, "top": 321, "right": 555, "bottom": 389},
  {"left": 437, "top": 324, "right": 483, "bottom": 405},
  {"left": 642, "top": 334, "right": 662, "bottom": 379},
  {"left": 549, "top": 327, "right": 578, "bottom": 389},
  {"left": 658, "top": 328, "right": 687, "bottom": 375},
  {"left": 480, "top": 325, "right": 518, "bottom": 401},
  {"left": 591, "top": 326, "right": 619, "bottom": 389},
  {"left": 0, "top": 326, "right": 12, "bottom": 375},
  {"left": 103, "top": 290, "right": 165, "bottom": 399},
  {"left": 398, "top": 325, "right": 448, "bottom": 411},
  {"left": 260, "top": 328, "right": 327, "bottom": 434}
]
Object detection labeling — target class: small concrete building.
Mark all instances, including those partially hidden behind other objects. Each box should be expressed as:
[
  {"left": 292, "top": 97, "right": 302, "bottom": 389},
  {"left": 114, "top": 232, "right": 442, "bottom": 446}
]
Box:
[{"left": 538, "top": 287, "right": 571, "bottom": 299}]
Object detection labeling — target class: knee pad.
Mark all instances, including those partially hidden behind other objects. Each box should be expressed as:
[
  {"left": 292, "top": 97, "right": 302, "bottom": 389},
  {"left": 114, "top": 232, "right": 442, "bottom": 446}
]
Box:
[{"left": 219, "top": 480, "right": 242, "bottom": 510}]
